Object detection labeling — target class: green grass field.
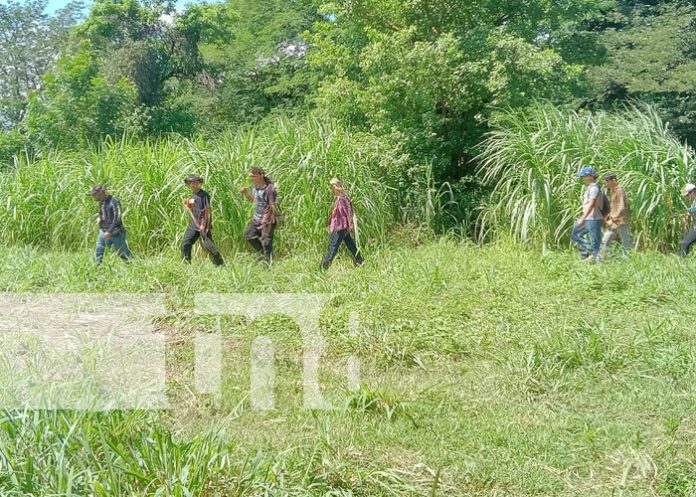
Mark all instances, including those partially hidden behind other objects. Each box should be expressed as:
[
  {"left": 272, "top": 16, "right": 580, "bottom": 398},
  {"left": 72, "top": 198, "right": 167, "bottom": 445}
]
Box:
[{"left": 1, "top": 238, "right": 695, "bottom": 496}]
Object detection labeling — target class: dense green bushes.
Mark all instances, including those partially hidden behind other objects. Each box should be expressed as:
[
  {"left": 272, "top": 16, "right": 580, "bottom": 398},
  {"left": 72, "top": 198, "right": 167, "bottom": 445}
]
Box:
[
  {"left": 0, "top": 117, "right": 423, "bottom": 253},
  {"left": 477, "top": 104, "right": 696, "bottom": 251}
]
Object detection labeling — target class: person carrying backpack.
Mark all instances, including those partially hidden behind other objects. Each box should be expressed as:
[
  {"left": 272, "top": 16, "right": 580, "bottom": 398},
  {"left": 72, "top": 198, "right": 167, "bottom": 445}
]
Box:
[
  {"left": 600, "top": 173, "right": 633, "bottom": 258},
  {"left": 571, "top": 166, "right": 606, "bottom": 263},
  {"left": 240, "top": 167, "right": 278, "bottom": 263}
]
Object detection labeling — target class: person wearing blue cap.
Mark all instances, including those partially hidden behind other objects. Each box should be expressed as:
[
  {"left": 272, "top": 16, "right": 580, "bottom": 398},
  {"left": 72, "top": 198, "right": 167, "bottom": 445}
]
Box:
[{"left": 571, "top": 167, "right": 606, "bottom": 263}]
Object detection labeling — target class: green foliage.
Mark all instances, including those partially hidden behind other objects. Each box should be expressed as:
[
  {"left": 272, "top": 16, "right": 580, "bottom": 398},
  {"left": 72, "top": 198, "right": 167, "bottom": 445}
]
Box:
[
  {"left": 1, "top": 241, "right": 696, "bottom": 494},
  {"left": 582, "top": 1, "right": 696, "bottom": 145},
  {"left": 309, "top": 0, "right": 608, "bottom": 180},
  {"left": 477, "top": 104, "right": 695, "bottom": 250},
  {"left": 0, "top": 130, "right": 28, "bottom": 169},
  {"left": 194, "top": 0, "right": 320, "bottom": 129},
  {"left": 0, "top": 0, "right": 83, "bottom": 130},
  {"left": 0, "top": 116, "right": 415, "bottom": 252},
  {"left": 26, "top": 42, "right": 139, "bottom": 149}
]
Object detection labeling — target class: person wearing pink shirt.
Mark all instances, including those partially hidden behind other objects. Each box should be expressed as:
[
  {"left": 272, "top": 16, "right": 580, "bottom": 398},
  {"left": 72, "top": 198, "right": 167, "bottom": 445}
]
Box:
[{"left": 320, "top": 178, "right": 364, "bottom": 270}]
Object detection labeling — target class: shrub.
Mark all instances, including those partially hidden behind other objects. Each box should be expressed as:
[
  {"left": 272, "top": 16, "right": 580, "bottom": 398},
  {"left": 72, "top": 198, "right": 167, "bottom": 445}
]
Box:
[{"left": 477, "top": 103, "right": 695, "bottom": 251}]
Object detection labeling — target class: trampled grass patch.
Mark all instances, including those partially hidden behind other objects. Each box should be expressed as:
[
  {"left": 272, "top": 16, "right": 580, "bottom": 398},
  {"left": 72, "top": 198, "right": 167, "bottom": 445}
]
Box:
[{"left": 0, "top": 239, "right": 695, "bottom": 495}]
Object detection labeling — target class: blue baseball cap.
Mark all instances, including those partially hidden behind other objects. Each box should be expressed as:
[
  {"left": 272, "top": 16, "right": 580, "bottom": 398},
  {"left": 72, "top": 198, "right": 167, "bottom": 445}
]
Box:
[{"left": 575, "top": 166, "right": 597, "bottom": 178}]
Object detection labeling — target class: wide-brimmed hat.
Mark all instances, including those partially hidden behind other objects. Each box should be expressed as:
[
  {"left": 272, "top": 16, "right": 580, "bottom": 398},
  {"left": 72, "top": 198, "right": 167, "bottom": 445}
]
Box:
[
  {"left": 683, "top": 183, "right": 696, "bottom": 196},
  {"left": 184, "top": 174, "right": 203, "bottom": 184}
]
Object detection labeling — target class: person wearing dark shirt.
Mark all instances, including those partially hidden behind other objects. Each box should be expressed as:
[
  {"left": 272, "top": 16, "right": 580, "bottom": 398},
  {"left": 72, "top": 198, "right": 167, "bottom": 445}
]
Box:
[
  {"left": 90, "top": 184, "right": 132, "bottom": 266},
  {"left": 240, "top": 167, "right": 277, "bottom": 262},
  {"left": 182, "top": 174, "right": 224, "bottom": 266},
  {"left": 320, "top": 178, "right": 363, "bottom": 270}
]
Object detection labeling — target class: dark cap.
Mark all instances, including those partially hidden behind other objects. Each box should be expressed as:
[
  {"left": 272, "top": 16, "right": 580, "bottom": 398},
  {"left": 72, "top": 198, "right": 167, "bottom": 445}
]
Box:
[
  {"left": 603, "top": 173, "right": 617, "bottom": 180},
  {"left": 249, "top": 167, "right": 265, "bottom": 176},
  {"left": 89, "top": 184, "right": 106, "bottom": 195},
  {"left": 184, "top": 174, "right": 203, "bottom": 184}
]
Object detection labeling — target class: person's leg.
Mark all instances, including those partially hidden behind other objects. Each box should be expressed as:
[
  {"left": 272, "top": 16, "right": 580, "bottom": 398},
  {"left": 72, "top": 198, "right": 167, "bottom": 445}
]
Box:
[
  {"left": 181, "top": 225, "right": 199, "bottom": 263},
  {"left": 202, "top": 232, "right": 224, "bottom": 266},
  {"left": 680, "top": 229, "right": 696, "bottom": 257},
  {"left": 571, "top": 223, "right": 591, "bottom": 259},
  {"left": 618, "top": 224, "right": 633, "bottom": 257},
  {"left": 95, "top": 230, "right": 107, "bottom": 266},
  {"left": 320, "top": 230, "right": 344, "bottom": 270},
  {"left": 244, "top": 221, "right": 263, "bottom": 254},
  {"left": 110, "top": 232, "right": 132, "bottom": 262},
  {"left": 260, "top": 224, "right": 275, "bottom": 262},
  {"left": 600, "top": 228, "right": 616, "bottom": 258},
  {"left": 342, "top": 231, "right": 363, "bottom": 265},
  {"left": 587, "top": 220, "right": 603, "bottom": 262}
]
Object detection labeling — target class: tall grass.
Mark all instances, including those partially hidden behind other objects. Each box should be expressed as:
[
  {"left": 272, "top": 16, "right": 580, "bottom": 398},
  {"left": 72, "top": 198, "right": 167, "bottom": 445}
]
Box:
[
  {"left": 477, "top": 104, "right": 695, "bottom": 251},
  {"left": 0, "top": 116, "right": 419, "bottom": 253}
]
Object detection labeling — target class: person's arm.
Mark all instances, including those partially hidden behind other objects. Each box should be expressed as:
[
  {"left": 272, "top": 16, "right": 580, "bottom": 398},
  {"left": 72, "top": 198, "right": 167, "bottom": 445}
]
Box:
[
  {"left": 200, "top": 195, "right": 211, "bottom": 234},
  {"left": 267, "top": 184, "right": 278, "bottom": 217},
  {"left": 201, "top": 208, "right": 211, "bottom": 234},
  {"left": 240, "top": 187, "right": 254, "bottom": 202},
  {"left": 106, "top": 199, "right": 122, "bottom": 238}
]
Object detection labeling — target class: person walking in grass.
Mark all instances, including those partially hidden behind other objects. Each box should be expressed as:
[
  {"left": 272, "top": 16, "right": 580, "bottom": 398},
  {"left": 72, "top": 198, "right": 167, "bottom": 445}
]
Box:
[
  {"left": 600, "top": 173, "right": 633, "bottom": 258},
  {"left": 680, "top": 183, "right": 696, "bottom": 257},
  {"left": 90, "top": 184, "right": 132, "bottom": 266},
  {"left": 321, "top": 178, "right": 364, "bottom": 270},
  {"left": 182, "top": 174, "right": 224, "bottom": 266},
  {"left": 571, "top": 166, "right": 606, "bottom": 263},
  {"left": 240, "top": 167, "right": 278, "bottom": 263}
]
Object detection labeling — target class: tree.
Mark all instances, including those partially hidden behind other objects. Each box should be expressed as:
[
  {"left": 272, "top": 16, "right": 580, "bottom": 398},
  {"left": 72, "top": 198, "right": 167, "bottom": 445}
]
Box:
[
  {"left": 580, "top": 0, "right": 696, "bottom": 145},
  {"left": 0, "top": 0, "right": 83, "bottom": 130},
  {"left": 309, "top": 0, "right": 611, "bottom": 181},
  {"left": 27, "top": 41, "right": 138, "bottom": 148}
]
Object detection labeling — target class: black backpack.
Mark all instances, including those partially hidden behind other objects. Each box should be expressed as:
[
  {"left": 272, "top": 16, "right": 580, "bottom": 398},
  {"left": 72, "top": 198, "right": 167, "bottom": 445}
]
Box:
[{"left": 598, "top": 189, "right": 611, "bottom": 217}]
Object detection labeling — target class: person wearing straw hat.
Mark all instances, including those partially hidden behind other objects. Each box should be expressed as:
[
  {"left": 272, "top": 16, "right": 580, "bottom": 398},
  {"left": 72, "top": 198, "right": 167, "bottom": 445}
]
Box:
[
  {"left": 90, "top": 184, "right": 132, "bottom": 266},
  {"left": 600, "top": 173, "right": 633, "bottom": 258},
  {"left": 182, "top": 174, "right": 224, "bottom": 266},
  {"left": 320, "top": 178, "right": 363, "bottom": 270},
  {"left": 680, "top": 183, "right": 696, "bottom": 257},
  {"left": 240, "top": 167, "right": 278, "bottom": 263}
]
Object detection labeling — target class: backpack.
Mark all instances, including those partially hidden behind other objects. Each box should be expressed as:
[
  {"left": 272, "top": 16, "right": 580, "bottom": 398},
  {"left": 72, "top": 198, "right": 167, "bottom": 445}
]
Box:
[
  {"left": 271, "top": 185, "right": 285, "bottom": 227},
  {"left": 598, "top": 189, "right": 611, "bottom": 218}
]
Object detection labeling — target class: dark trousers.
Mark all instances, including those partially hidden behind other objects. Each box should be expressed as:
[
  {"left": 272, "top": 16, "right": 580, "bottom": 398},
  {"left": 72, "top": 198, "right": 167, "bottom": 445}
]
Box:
[
  {"left": 244, "top": 220, "right": 274, "bottom": 261},
  {"left": 681, "top": 228, "right": 696, "bottom": 257},
  {"left": 181, "top": 225, "right": 224, "bottom": 266},
  {"left": 321, "top": 229, "right": 363, "bottom": 270}
]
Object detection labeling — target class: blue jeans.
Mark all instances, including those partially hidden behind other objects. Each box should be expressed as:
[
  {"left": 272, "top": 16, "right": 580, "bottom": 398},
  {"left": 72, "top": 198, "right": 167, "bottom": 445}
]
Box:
[
  {"left": 96, "top": 230, "right": 132, "bottom": 265},
  {"left": 571, "top": 220, "right": 603, "bottom": 260}
]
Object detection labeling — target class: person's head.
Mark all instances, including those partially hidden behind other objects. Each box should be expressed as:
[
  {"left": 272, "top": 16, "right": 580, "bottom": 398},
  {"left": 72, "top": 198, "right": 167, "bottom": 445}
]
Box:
[
  {"left": 248, "top": 167, "right": 268, "bottom": 187},
  {"left": 329, "top": 177, "right": 345, "bottom": 196},
  {"left": 683, "top": 183, "right": 696, "bottom": 200},
  {"left": 89, "top": 184, "right": 108, "bottom": 202},
  {"left": 603, "top": 173, "right": 618, "bottom": 189},
  {"left": 184, "top": 174, "right": 203, "bottom": 192},
  {"left": 576, "top": 166, "right": 598, "bottom": 185}
]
